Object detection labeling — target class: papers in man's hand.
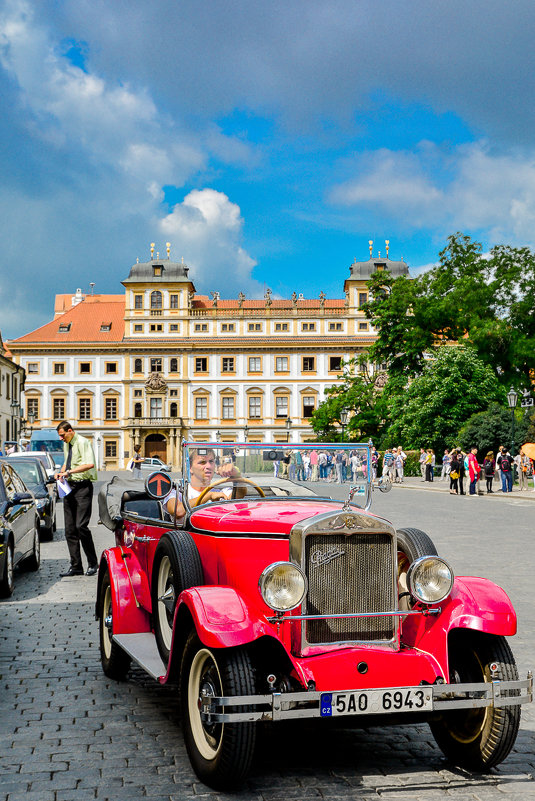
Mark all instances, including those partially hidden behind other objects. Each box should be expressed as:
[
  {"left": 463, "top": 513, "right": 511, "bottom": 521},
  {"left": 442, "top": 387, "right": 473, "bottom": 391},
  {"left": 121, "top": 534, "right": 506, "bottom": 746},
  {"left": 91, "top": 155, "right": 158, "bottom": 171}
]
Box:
[{"left": 57, "top": 478, "right": 72, "bottom": 498}]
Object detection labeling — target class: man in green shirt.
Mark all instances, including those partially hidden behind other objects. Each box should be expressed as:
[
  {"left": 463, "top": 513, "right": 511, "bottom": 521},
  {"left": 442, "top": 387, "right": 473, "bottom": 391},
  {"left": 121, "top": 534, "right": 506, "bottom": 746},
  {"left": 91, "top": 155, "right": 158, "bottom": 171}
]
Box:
[{"left": 55, "top": 421, "right": 98, "bottom": 577}]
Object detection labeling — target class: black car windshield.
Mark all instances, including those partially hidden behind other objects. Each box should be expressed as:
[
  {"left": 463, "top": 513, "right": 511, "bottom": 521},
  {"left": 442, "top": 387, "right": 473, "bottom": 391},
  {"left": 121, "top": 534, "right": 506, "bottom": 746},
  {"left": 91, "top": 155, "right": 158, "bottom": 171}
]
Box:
[{"left": 7, "top": 459, "right": 42, "bottom": 486}]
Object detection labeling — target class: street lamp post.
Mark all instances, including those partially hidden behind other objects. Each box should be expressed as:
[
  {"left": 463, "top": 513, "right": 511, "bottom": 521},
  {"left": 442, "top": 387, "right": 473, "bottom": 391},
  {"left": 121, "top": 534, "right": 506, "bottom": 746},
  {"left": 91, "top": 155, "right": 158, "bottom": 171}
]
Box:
[
  {"left": 285, "top": 417, "right": 292, "bottom": 443},
  {"left": 507, "top": 388, "right": 518, "bottom": 476},
  {"left": 340, "top": 407, "right": 349, "bottom": 442},
  {"left": 10, "top": 399, "right": 20, "bottom": 442},
  {"left": 243, "top": 425, "right": 249, "bottom": 472}
]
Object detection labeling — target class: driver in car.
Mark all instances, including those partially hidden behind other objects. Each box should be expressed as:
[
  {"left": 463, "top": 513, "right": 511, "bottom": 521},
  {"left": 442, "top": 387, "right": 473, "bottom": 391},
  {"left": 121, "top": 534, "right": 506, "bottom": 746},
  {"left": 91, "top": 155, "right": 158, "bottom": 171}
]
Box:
[{"left": 165, "top": 448, "right": 245, "bottom": 516}]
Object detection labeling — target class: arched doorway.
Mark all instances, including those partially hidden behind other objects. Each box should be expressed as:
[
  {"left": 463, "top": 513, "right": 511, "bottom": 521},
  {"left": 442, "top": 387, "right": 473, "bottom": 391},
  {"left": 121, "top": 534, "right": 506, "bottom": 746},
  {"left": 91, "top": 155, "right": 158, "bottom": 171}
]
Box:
[{"left": 144, "top": 433, "right": 167, "bottom": 462}]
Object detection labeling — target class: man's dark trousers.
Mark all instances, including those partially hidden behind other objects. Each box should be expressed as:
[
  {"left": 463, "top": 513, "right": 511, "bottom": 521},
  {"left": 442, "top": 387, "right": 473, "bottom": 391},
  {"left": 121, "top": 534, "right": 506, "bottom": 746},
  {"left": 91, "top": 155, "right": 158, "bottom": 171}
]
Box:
[{"left": 63, "top": 480, "right": 97, "bottom": 571}]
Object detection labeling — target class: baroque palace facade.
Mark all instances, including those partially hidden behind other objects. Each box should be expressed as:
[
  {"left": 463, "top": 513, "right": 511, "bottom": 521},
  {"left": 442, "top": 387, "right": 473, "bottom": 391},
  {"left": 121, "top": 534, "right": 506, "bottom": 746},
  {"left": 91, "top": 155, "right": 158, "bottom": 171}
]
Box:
[{"left": 7, "top": 243, "right": 409, "bottom": 470}]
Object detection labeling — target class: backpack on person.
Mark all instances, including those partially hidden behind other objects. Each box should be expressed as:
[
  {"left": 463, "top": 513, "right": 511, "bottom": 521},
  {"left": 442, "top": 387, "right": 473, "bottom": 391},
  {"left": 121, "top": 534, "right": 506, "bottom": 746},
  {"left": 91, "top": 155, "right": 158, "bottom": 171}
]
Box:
[{"left": 500, "top": 455, "right": 511, "bottom": 472}]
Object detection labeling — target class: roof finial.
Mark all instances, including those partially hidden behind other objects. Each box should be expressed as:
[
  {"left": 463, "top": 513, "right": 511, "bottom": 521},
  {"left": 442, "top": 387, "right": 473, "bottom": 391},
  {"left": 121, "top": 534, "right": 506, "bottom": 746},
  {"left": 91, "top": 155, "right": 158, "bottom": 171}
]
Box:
[
  {"left": 150, "top": 242, "right": 155, "bottom": 260},
  {"left": 368, "top": 239, "right": 373, "bottom": 258},
  {"left": 166, "top": 242, "right": 171, "bottom": 259},
  {"left": 385, "top": 239, "right": 390, "bottom": 258},
  {"left": 89, "top": 282, "right": 95, "bottom": 295}
]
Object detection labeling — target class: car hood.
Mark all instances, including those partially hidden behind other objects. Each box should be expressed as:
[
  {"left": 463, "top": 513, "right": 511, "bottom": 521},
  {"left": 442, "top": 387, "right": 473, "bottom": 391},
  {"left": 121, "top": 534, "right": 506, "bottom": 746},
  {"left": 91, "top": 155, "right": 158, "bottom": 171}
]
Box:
[{"left": 189, "top": 499, "right": 378, "bottom": 536}]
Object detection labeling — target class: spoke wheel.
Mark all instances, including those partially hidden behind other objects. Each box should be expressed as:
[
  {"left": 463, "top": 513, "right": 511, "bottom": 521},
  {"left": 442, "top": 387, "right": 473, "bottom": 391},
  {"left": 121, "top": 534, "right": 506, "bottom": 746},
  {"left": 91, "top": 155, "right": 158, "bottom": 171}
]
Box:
[
  {"left": 98, "top": 569, "right": 131, "bottom": 680},
  {"left": 430, "top": 631, "right": 520, "bottom": 770},
  {"left": 180, "top": 631, "right": 256, "bottom": 789},
  {"left": 151, "top": 531, "right": 204, "bottom": 666},
  {"left": 0, "top": 541, "right": 14, "bottom": 598}
]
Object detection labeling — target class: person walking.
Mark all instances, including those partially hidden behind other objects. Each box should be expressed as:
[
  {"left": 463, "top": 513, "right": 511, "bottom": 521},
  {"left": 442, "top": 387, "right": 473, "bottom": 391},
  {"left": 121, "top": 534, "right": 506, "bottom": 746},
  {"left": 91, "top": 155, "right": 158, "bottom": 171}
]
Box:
[
  {"left": 518, "top": 448, "right": 531, "bottom": 490},
  {"left": 55, "top": 421, "right": 98, "bottom": 577},
  {"left": 382, "top": 447, "right": 395, "bottom": 482},
  {"left": 310, "top": 449, "right": 318, "bottom": 481},
  {"left": 483, "top": 451, "right": 495, "bottom": 493},
  {"left": 440, "top": 449, "right": 451, "bottom": 481},
  {"left": 467, "top": 446, "right": 480, "bottom": 495},
  {"left": 132, "top": 443, "right": 143, "bottom": 479},
  {"left": 394, "top": 447, "right": 405, "bottom": 483},
  {"left": 457, "top": 449, "right": 466, "bottom": 495},
  {"left": 449, "top": 451, "right": 460, "bottom": 494},
  {"left": 497, "top": 447, "right": 513, "bottom": 493},
  {"left": 425, "top": 449, "right": 434, "bottom": 482},
  {"left": 419, "top": 447, "right": 426, "bottom": 481}
]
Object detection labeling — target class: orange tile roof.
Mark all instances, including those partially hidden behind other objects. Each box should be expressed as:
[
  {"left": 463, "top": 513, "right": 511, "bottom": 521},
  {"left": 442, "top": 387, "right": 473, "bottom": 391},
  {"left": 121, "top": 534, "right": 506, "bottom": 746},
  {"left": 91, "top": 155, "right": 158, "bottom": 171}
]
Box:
[
  {"left": 193, "top": 298, "right": 345, "bottom": 310},
  {"left": 9, "top": 296, "right": 125, "bottom": 344}
]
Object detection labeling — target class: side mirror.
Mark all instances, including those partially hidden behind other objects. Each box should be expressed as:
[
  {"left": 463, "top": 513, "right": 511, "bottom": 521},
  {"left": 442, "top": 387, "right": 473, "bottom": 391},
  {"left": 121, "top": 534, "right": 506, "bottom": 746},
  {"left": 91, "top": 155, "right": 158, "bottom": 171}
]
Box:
[{"left": 13, "top": 492, "right": 34, "bottom": 504}]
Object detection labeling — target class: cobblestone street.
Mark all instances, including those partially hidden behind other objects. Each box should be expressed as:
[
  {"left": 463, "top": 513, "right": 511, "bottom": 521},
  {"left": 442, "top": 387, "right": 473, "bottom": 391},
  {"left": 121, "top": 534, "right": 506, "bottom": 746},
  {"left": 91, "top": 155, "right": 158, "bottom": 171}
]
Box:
[{"left": 1, "top": 479, "right": 534, "bottom": 801}]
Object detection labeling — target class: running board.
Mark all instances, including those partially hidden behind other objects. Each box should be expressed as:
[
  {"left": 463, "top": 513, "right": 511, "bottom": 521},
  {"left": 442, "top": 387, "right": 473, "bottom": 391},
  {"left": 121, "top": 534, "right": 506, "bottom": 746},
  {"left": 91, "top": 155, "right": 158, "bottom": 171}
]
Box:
[{"left": 113, "top": 633, "right": 166, "bottom": 680}]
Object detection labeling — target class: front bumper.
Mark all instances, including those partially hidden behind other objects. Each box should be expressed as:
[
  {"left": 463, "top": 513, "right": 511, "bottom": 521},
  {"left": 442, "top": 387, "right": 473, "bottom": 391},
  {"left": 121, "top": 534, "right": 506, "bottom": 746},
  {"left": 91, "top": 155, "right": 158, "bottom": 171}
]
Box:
[{"left": 200, "top": 673, "right": 532, "bottom": 723}]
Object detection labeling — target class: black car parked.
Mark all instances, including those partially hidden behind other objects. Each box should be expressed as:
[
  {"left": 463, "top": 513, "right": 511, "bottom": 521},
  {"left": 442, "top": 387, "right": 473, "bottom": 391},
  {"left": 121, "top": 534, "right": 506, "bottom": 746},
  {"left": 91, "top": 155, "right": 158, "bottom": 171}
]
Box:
[
  {"left": 0, "top": 460, "right": 40, "bottom": 597},
  {"left": 6, "top": 456, "right": 57, "bottom": 540}
]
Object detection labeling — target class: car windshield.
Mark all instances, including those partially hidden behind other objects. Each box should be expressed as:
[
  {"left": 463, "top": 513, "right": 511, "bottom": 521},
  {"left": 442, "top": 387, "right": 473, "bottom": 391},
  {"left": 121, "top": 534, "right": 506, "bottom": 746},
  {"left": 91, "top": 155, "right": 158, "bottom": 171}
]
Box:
[
  {"left": 6, "top": 459, "right": 41, "bottom": 486},
  {"left": 182, "top": 442, "right": 371, "bottom": 507}
]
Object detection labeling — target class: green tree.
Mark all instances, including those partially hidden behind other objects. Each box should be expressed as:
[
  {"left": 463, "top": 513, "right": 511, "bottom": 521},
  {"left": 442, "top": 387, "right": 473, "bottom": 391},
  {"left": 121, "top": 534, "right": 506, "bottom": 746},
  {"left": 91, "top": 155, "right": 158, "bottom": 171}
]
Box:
[
  {"left": 384, "top": 346, "right": 505, "bottom": 452},
  {"left": 363, "top": 232, "right": 535, "bottom": 390},
  {"left": 457, "top": 403, "right": 530, "bottom": 457},
  {"left": 310, "top": 360, "right": 389, "bottom": 442}
]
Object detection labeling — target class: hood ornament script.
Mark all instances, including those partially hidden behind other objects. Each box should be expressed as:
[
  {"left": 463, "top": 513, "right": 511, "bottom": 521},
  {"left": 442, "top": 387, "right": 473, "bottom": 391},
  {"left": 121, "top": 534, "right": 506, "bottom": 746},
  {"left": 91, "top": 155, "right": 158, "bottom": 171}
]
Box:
[{"left": 310, "top": 545, "right": 346, "bottom": 567}]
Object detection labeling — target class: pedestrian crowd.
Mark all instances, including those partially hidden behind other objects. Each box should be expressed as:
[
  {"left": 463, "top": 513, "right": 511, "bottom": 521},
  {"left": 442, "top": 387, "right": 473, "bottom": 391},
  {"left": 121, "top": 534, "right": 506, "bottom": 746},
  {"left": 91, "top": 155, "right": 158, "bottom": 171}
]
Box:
[{"left": 428, "top": 444, "right": 534, "bottom": 496}]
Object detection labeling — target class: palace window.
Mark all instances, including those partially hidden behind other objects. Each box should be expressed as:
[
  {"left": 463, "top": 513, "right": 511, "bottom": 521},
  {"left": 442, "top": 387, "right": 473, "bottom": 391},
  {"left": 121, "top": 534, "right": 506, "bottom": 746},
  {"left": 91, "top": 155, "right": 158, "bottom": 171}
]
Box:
[
  {"left": 134, "top": 324, "right": 143, "bottom": 332},
  {"left": 274, "top": 322, "right": 289, "bottom": 332},
  {"left": 275, "top": 396, "right": 289, "bottom": 418},
  {"left": 248, "top": 323, "right": 262, "bottom": 332},
  {"left": 53, "top": 397, "right": 65, "bottom": 421},
  {"left": 170, "top": 402, "right": 178, "bottom": 417},
  {"left": 303, "top": 396, "right": 315, "bottom": 418},
  {"left": 150, "top": 323, "right": 163, "bottom": 332},
  {"left": 170, "top": 324, "right": 179, "bottom": 332},
  {"left": 222, "top": 396, "right": 235, "bottom": 419},
  {"left": 275, "top": 356, "right": 288, "bottom": 372},
  {"left": 302, "top": 322, "right": 316, "bottom": 332},
  {"left": 134, "top": 358, "right": 142, "bottom": 373},
  {"left": 248, "top": 357, "right": 261, "bottom": 372},
  {"left": 170, "top": 358, "right": 178, "bottom": 373},
  {"left": 150, "top": 290, "right": 162, "bottom": 309},
  {"left": 27, "top": 363, "right": 38, "bottom": 373},
  {"left": 221, "top": 323, "right": 235, "bottom": 332},
  {"left": 328, "top": 322, "right": 343, "bottom": 331},
  {"left": 79, "top": 362, "right": 91, "bottom": 374},
  {"left": 134, "top": 402, "right": 142, "bottom": 417},
  {"left": 150, "top": 397, "right": 162, "bottom": 418},
  {"left": 248, "top": 396, "right": 261, "bottom": 418},
  {"left": 53, "top": 363, "right": 65, "bottom": 375},
  {"left": 27, "top": 398, "right": 39, "bottom": 419},
  {"left": 134, "top": 294, "right": 143, "bottom": 309},
  {"left": 170, "top": 294, "right": 179, "bottom": 309},
  {"left": 195, "top": 357, "right": 207, "bottom": 372},
  {"left": 105, "top": 398, "right": 117, "bottom": 420},
  {"left": 359, "top": 292, "right": 368, "bottom": 307},
  {"left": 79, "top": 397, "right": 91, "bottom": 420},
  {"left": 195, "top": 397, "right": 208, "bottom": 419},
  {"left": 150, "top": 357, "right": 162, "bottom": 372},
  {"left": 194, "top": 323, "right": 208, "bottom": 332},
  {"left": 133, "top": 389, "right": 142, "bottom": 397},
  {"left": 105, "top": 362, "right": 118, "bottom": 374},
  {"left": 359, "top": 322, "right": 369, "bottom": 331},
  {"left": 105, "top": 441, "right": 117, "bottom": 458},
  {"left": 329, "top": 356, "right": 343, "bottom": 371},
  {"left": 302, "top": 356, "right": 315, "bottom": 372},
  {"left": 222, "top": 357, "right": 235, "bottom": 373}
]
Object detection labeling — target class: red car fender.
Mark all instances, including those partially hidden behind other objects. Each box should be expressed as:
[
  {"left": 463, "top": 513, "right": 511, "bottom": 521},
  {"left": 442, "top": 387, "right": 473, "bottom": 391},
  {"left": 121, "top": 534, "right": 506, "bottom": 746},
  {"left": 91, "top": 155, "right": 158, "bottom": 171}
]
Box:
[
  {"left": 97, "top": 547, "right": 151, "bottom": 634},
  {"left": 402, "top": 576, "right": 517, "bottom": 677},
  {"left": 174, "top": 585, "right": 276, "bottom": 649}
]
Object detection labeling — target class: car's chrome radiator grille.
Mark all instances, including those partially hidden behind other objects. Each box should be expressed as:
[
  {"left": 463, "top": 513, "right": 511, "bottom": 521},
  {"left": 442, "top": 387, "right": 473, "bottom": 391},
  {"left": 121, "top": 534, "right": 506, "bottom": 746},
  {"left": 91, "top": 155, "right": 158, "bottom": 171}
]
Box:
[{"left": 304, "top": 531, "right": 395, "bottom": 643}]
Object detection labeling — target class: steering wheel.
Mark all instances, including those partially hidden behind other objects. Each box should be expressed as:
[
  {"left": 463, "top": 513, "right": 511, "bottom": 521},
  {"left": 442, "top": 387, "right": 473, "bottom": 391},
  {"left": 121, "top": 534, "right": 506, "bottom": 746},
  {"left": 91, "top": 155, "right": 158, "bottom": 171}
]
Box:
[{"left": 192, "top": 476, "right": 266, "bottom": 507}]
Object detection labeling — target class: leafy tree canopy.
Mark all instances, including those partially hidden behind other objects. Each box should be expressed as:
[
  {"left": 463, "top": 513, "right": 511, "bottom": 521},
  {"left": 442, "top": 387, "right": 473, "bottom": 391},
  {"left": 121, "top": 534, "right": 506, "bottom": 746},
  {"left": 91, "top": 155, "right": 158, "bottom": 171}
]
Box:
[
  {"left": 363, "top": 233, "right": 535, "bottom": 389},
  {"left": 384, "top": 346, "right": 505, "bottom": 452},
  {"left": 456, "top": 403, "right": 530, "bottom": 458}
]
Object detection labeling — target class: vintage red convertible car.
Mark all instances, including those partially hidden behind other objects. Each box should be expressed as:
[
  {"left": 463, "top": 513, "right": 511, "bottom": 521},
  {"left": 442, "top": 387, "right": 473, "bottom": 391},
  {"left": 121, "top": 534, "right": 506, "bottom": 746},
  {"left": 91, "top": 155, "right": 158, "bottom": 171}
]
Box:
[{"left": 96, "top": 442, "right": 532, "bottom": 789}]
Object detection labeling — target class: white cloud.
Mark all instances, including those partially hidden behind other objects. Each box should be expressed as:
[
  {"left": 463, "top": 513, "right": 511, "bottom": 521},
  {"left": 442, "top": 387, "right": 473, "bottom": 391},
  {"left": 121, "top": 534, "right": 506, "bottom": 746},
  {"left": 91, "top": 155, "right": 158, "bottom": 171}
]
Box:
[
  {"left": 160, "top": 189, "right": 261, "bottom": 294},
  {"left": 329, "top": 142, "right": 535, "bottom": 247}
]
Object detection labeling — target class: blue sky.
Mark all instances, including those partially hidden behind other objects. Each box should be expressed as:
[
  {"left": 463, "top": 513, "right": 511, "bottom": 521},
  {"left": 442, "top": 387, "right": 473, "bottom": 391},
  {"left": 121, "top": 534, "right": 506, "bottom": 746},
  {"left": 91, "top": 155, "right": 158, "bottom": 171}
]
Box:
[{"left": 2, "top": 0, "right": 535, "bottom": 338}]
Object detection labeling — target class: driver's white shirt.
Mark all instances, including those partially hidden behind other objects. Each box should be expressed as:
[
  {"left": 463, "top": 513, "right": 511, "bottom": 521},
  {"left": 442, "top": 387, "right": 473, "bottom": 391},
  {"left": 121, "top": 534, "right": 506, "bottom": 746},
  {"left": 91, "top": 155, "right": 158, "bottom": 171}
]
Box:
[{"left": 163, "top": 483, "right": 232, "bottom": 510}]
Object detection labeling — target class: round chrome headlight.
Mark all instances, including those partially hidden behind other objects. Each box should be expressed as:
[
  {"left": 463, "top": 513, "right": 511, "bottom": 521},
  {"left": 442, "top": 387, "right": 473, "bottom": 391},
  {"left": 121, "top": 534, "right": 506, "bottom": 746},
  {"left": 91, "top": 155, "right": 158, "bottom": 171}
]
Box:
[
  {"left": 259, "top": 562, "right": 307, "bottom": 612},
  {"left": 407, "top": 556, "right": 454, "bottom": 604}
]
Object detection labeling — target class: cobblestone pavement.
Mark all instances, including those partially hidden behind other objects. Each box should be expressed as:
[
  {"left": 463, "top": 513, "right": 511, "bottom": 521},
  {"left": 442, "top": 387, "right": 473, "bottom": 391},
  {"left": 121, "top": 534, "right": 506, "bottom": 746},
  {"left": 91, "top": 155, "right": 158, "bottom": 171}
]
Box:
[{"left": 1, "top": 477, "right": 534, "bottom": 801}]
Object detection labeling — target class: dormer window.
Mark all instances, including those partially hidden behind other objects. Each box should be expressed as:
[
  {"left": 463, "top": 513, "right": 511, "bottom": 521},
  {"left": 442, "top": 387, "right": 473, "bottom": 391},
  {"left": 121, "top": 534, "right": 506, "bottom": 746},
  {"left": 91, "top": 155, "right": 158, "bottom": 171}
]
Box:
[
  {"left": 58, "top": 323, "right": 71, "bottom": 333},
  {"left": 153, "top": 265, "right": 163, "bottom": 277},
  {"left": 100, "top": 322, "right": 112, "bottom": 332}
]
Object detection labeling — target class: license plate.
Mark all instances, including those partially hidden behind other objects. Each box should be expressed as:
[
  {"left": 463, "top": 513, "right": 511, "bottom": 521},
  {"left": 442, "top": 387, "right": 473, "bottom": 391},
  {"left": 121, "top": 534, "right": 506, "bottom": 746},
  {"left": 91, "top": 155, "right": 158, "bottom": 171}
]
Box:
[{"left": 320, "top": 687, "right": 433, "bottom": 717}]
